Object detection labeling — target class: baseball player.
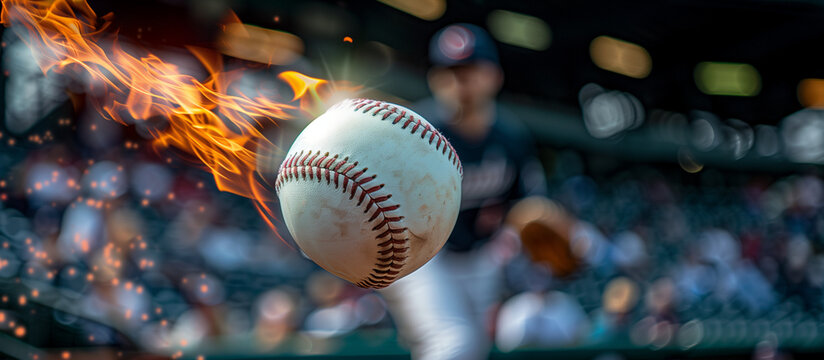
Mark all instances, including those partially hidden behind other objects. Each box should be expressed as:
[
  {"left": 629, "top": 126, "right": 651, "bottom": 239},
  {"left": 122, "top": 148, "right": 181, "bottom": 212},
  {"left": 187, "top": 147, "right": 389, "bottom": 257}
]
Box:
[{"left": 378, "top": 24, "right": 548, "bottom": 359}]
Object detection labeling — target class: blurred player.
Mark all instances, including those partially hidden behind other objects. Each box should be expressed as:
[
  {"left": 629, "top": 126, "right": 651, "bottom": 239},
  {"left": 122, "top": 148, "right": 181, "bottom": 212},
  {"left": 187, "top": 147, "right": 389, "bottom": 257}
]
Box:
[{"left": 378, "top": 24, "right": 547, "bottom": 359}]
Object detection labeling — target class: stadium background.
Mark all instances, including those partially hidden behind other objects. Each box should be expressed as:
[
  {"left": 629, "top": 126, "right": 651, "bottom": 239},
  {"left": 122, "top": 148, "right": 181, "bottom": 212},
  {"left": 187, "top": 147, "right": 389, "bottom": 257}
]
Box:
[{"left": 2, "top": 0, "right": 824, "bottom": 358}]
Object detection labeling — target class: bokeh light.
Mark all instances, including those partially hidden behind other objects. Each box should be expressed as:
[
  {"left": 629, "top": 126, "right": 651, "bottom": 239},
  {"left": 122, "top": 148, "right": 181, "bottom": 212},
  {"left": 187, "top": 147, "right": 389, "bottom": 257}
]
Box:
[
  {"left": 694, "top": 62, "right": 761, "bottom": 97},
  {"left": 589, "top": 36, "right": 652, "bottom": 79}
]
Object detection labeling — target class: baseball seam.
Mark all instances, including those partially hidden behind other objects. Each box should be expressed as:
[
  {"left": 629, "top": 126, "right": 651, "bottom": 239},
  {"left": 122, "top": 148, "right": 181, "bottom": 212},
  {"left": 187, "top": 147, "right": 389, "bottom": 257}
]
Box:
[
  {"left": 276, "top": 149, "right": 408, "bottom": 288},
  {"left": 349, "top": 98, "right": 463, "bottom": 176}
]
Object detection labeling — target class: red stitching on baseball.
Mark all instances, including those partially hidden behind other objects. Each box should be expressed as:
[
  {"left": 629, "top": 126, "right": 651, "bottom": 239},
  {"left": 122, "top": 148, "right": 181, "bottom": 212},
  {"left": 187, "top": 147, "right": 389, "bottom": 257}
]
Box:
[
  {"left": 374, "top": 268, "right": 400, "bottom": 275},
  {"left": 348, "top": 98, "right": 463, "bottom": 176},
  {"left": 276, "top": 149, "right": 409, "bottom": 289}
]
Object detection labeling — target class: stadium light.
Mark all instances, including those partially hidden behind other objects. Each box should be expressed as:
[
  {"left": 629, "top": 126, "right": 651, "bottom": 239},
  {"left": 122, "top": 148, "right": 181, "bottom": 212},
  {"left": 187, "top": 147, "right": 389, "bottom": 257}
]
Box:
[
  {"left": 798, "top": 78, "right": 824, "bottom": 108},
  {"left": 694, "top": 62, "right": 760, "bottom": 97},
  {"left": 377, "top": 0, "right": 446, "bottom": 21},
  {"left": 589, "top": 36, "right": 652, "bottom": 79},
  {"left": 487, "top": 10, "right": 551, "bottom": 51},
  {"left": 219, "top": 23, "right": 303, "bottom": 65}
]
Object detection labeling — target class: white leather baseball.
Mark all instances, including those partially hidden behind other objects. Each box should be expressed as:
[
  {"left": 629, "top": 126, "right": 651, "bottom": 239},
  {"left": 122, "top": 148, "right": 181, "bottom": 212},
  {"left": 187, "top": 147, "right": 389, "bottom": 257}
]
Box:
[{"left": 275, "top": 99, "right": 462, "bottom": 288}]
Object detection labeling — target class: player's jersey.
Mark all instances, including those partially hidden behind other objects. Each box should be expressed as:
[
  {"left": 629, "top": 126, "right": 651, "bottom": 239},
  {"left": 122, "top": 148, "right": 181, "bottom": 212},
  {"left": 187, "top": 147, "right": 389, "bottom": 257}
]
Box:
[{"left": 413, "top": 98, "right": 547, "bottom": 252}]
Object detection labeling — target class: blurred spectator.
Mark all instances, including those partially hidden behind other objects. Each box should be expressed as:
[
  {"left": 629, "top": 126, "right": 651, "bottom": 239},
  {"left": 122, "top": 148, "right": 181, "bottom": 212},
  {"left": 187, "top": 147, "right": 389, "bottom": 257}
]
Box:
[{"left": 495, "top": 291, "right": 589, "bottom": 351}]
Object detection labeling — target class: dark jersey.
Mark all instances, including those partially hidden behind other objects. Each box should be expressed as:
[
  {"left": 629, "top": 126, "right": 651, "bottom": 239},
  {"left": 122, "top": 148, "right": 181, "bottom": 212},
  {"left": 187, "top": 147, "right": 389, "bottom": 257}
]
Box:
[{"left": 413, "top": 98, "right": 547, "bottom": 252}]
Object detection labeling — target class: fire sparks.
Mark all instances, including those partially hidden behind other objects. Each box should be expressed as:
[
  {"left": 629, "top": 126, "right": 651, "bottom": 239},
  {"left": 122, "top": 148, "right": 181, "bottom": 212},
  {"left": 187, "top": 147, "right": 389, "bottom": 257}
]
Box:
[{"left": 0, "top": 0, "right": 357, "bottom": 236}]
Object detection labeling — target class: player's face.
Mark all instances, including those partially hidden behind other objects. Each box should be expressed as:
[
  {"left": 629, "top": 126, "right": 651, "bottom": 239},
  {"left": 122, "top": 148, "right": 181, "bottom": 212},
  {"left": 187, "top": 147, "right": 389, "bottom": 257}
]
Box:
[{"left": 429, "top": 62, "right": 503, "bottom": 111}]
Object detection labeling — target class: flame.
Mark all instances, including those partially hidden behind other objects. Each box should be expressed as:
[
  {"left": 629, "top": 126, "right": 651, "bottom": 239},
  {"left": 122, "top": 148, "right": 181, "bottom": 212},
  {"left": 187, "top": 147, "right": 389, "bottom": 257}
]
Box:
[
  {"left": 278, "top": 71, "right": 329, "bottom": 112},
  {"left": 1, "top": 0, "right": 354, "bottom": 236}
]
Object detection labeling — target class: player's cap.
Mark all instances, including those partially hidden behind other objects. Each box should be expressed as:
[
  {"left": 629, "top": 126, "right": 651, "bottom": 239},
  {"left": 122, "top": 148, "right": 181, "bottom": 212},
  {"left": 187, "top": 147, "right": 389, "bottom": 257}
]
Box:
[{"left": 429, "top": 23, "right": 499, "bottom": 67}]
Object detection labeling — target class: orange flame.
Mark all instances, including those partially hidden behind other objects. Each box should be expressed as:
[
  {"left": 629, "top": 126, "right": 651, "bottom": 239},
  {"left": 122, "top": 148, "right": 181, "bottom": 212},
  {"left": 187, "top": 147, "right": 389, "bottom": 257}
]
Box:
[{"left": 1, "top": 0, "right": 353, "bottom": 236}]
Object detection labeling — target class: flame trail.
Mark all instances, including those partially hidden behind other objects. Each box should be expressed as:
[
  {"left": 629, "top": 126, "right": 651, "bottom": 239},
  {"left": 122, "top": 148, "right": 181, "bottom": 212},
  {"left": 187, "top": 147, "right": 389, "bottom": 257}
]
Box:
[{"left": 1, "top": 0, "right": 350, "bottom": 236}]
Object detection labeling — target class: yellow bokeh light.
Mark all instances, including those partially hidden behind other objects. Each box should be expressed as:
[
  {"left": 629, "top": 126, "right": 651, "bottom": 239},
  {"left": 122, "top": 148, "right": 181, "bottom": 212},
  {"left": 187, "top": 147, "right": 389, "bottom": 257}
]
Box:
[
  {"left": 487, "top": 10, "right": 551, "bottom": 51},
  {"left": 377, "top": 0, "right": 445, "bottom": 21},
  {"left": 590, "top": 36, "right": 652, "bottom": 79},
  {"left": 694, "top": 62, "right": 760, "bottom": 97},
  {"left": 218, "top": 23, "right": 304, "bottom": 65}
]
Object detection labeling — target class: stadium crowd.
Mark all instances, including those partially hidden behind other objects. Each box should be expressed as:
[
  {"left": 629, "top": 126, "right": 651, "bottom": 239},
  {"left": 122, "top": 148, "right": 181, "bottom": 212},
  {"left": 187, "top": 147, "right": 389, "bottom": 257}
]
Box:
[{"left": 2, "top": 139, "right": 823, "bottom": 355}]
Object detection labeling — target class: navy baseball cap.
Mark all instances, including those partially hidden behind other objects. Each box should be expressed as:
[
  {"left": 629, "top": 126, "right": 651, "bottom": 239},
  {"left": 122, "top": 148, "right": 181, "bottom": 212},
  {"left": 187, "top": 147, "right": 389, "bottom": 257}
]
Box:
[{"left": 429, "top": 23, "right": 499, "bottom": 67}]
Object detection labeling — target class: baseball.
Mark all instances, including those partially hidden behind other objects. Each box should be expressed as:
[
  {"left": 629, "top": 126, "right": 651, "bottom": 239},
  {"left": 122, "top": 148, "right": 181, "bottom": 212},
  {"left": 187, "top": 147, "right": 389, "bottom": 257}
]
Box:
[{"left": 275, "top": 98, "right": 462, "bottom": 288}]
